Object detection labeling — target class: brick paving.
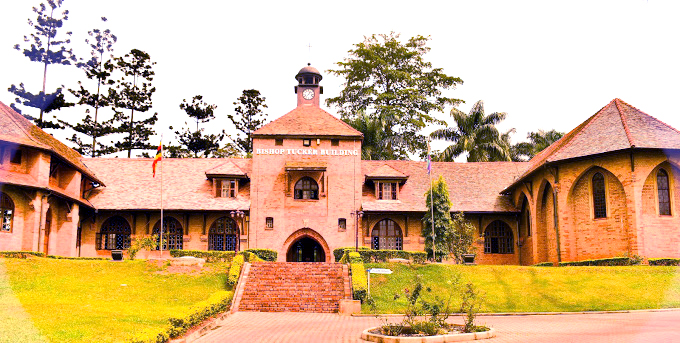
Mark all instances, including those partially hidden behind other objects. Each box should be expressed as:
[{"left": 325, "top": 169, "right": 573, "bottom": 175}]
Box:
[{"left": 193, "top": 310, "right": 680, "bottom": 343}]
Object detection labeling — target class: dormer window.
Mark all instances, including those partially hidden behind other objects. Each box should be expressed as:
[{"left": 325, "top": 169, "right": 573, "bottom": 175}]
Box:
[
  {"left": 10, "top": 149, "right": 22, "bottom": 164},
  {"left": 378, "top": 182, "right": 399, "bottom": 200},
  {"left": 216, "top": 179, "right": 237, "bottom": 198}
]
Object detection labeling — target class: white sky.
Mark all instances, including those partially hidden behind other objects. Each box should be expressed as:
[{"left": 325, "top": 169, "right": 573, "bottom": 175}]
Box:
[{"left": 1, "top": 0, "right": 679, "bottom": 158}]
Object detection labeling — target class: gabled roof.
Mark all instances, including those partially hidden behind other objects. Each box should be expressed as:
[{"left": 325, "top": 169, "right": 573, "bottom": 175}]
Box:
[
  {"left": 505, "top": 99, "right": 680, "bottom": 192},
  {"left": 0, "top": 101, "right": 103, "bottom": 184},
  {"left": 365, "top": 164, "right": 408, "bottom": 180},
  {"left": 83, "top": 158, "right": 251, "bottom": 211},
  {"left": 205, "top": 160, "right": 247, "bottom": 178},
  {"left": 252, "top": 105, "right": 363, "bottom": 138},
  {"left": 362, "top": 161, "right": 528, "bottom": 213}
]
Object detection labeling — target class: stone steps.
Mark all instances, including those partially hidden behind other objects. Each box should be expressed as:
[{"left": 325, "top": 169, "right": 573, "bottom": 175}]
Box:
[{"left": 238, "top": 262, "right": 350, "bottom": 313}]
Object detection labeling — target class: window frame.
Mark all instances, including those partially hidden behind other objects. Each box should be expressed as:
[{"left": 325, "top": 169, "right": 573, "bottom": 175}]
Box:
[
  {"left": 208, "top": 217, "right": 239, "bottom": 251},
  {"left": 657, "top": 168, "right": 672, "bottom": 216},
  {"left": 216, "top": 179, "right": 238, "bottom": 198},
  {"left": 302, "top": 138, "right": 311, "bottom": 147},
  {"left": 0, "top": 192, "right": 15, "bottom": 233},
  {"left": 338, "top": 218, "right": 347, "bottom": 231},
  {"left": 10, "top": 149, "right": 22, "bottom": 165},
  {"left": 97, "top": 216, "right": 132, "bottom": 250},
  {"left": 152, "top": 217, "right": 184, "bottom": 250},
  {"left": 294, "top": 176, "right": 319, "bottom": 200},
  {"left": 265, "top": 217, "right": 274, "bottom": 229},
  {"left": 592, "top": 172, "right": 607, "bottom": 219},
  {"left": 371, "top": 219, "right": 403, "bottom": 250},
  {"left": 483, "top": 220, "right": 514, "bottom": 254},
  {"left": 377, "top": 182, "right": 399, "bottom": 200}
]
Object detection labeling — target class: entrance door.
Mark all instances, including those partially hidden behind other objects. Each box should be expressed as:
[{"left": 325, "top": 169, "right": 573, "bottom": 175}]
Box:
[
  {"left": 286, "top": 237, "right": 325, "bottom": 262},
  {"left": 43, "top": 209, "right": 52, "bottom": 254}
]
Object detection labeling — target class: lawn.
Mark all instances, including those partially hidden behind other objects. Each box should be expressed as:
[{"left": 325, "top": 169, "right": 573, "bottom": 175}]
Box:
[
  {"left": 0, "top": 258, "right": 229, "bottom": 343},
  {"left": 364, "top": 263, "right": 680, "bottom": 313}
]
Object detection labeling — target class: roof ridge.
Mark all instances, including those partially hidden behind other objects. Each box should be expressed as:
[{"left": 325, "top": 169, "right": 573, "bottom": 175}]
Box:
[
  {"left": 614, "top": 98, "right": 635, "bottom": 147},
  {"left": 616, "top": 98, "right": 680, "bottom": 136},
  {"left": 0, "top": 103, "right": 46, "bottom": 149}
]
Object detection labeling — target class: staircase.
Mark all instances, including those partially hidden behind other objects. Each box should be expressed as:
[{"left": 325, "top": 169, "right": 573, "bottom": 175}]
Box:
[{"left": 233, "top": 262, "right": 351, "bottom": 313}]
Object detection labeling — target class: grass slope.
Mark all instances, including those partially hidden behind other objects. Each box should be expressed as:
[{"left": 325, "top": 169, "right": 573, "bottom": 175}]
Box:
[
  {"left": 2, "top": 258, "right": 228, "bottom": 343},
  {"left": 365, "top": 263, "right": 680, "bottom": 313}
]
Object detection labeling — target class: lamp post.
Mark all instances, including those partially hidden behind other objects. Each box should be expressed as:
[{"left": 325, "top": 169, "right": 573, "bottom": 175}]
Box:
[
  {"left": 352, "top": 210, "right": 364, "bottom": 252},
  {"left": 230, "top": 210, "right": 245, "bottom": 252}
]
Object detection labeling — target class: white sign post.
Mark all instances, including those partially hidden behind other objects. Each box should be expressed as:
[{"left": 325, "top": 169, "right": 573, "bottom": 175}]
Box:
[{"left": 367, "top": 268, "right": 393, "bottom": 299}]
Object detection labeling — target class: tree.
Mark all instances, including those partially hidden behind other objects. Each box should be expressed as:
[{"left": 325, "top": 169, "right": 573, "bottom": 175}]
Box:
[
  {"left": 228, "top": 89, "right": 268, "bottom": 154},
  {"left": 327, "top": 32, "right": 463, "bottom": 159},
  {"left": 111, "top": 49, "right": 158, "bottom": 157},
  {"left": 63, "top": 17, "right": 118, "bottom": 157},
  {"left": 10, "top": 0, "right": 78, "bottom": 128},
  {"left": 422, "top": 175, "right": 455, "bottom": 261},
  {"left": 446, "top": 213, "right": 476, "bottom": 264},
  {"left": 169, "top": 95, "right": 225, "bottom": 158},
  {"left": 512, "top": 129, "right": 564, "bottom": 161},
  {"left": 430, "top": 100, "right": 510, "bottom": 162},
  {"left": 343, "top": 113, "right": 402, "bottom": 160}
]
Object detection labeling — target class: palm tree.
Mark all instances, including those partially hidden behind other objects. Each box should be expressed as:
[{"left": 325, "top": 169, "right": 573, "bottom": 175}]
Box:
[
  {"left": 430, "top": 100, "right": 511, "bottom": 162},
  {"left": 345, "top": 113, "right": 404, "bottom": 160},
  {"left": 514, "top": 129, "right": 564, "bottom": 161}
]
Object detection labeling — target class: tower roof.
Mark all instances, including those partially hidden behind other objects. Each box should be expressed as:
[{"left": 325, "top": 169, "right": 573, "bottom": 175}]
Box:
[
  {"left": 503, "top": 98, "right": 680, "bottom": 192},
  {"left": 252, "top": 105, "right": 363, "bottom": 138},
  {"left": 295, "top": 63, "right": 322, "bottom": 81}
]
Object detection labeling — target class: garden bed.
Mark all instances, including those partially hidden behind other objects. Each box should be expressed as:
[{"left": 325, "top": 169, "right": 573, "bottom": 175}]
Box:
[{"left": 362, "top": 325, "right": 495, "bottom": 342}]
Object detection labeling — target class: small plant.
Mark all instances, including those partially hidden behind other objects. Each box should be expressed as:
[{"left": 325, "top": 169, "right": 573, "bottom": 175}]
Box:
[
  {"left": 459, "top": 282, "right": 484, "bottom": 333},
  {"left": 128, "top": 235, "right": 160, "bottom": 260}
]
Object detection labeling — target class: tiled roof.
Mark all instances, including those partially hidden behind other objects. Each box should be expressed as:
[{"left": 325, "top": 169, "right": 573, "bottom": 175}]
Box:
[
  {"left": 252, "top": 105, "right": 363, "bottom": 138},
  {"left": 361, "top": 160, "right": 528, "bottom": 213},
  {"left": 83, "top": 158, "right": 251, "bottom": 211},
  {"left": 505, "top": 99, "right": 680, "bottom": 192},
  {"left": 365, "top": 164, "right": 408, "bottom": 180},
  {"left": 0, "top": 101, "right": 103, "bottom": 184},
  {"left": 205, "top": 160, "right": 247, "bottom": 178}
]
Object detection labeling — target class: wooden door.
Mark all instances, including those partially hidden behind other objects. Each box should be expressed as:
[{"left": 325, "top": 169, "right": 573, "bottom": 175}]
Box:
[{"left": 43, "top": 209, "right": 51, "bottom": 254}]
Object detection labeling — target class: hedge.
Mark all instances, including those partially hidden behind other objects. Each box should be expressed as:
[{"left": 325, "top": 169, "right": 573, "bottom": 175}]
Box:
[
  {"left": 129, "top": 291, "right": 234, "bottom": 343},
  {"left": 242, "top": 249, "right": 277, "bottom": 262},
  {"left": 343, "top": 251, "right": 367, "bottom": 302},
  {"left": 226, "top": 251, "right": 262, "bottom": 288},
  {"left": 334, "top": 248, "right": 426, "bottom": 264},
  {"left": 648, "top": 258, "right": 680, "bottom": 266},
  {"left": 0, "top": 251, "right": 45, "bottom": 258},
  {"left": 532, "top": 262, "right": 554, "bottom": 267},
  {"left": 558, "top": 257, "right": 639, "bottom": 267},
  {"left": 333, "top": 247, "right": 369, "bottom": 262},
  {"left": 169, "top": 250, "right": 235, "bottom": 262},
  {"left": 46, "top": 255, "right": 108, "bottom": 260}
]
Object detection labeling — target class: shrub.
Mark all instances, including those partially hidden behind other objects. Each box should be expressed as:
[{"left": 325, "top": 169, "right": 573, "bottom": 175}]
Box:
[
  {"left": 243, "top": 249, "right": 277, "bottom": 261},
  {"left": 532, "top": 262, "right": 554, "bottom": 267},
  {"left": 0, "top": 251, "right": 45, "bottom": 258},
  {"left": 558, "top": 257, "right": 637, "bottom": 266},
  {"left": 226, "top": 251, "right": 263, "bottom": 288},
  {"left": 333, "top": 247, "right": 369, "bottom": 262},
  {"left": 648, "top": 258, "right": 680, "bottom": 266},
  {"left": 129, "top": 236, "right": 159, "bottom": 260},
  {"left": 334, "top": 248, "right": 426, "bottom": 264},
  {"left": 46, "top": 255, "right": 108, "bottom": 260},
  {"left": 347, "top": 252, "right": 368, "bottom": 301},
  {"left": 169, "top": 250, "right": 235, "bottom": 262}
]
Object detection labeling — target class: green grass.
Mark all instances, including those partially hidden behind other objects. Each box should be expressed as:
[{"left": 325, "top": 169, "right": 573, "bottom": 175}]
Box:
[
  {"left": 364, "top": 263, "right": 680, "bottom": 313},
  {"left": 1, "top": 258, "right": 229, "bottom": 343}
]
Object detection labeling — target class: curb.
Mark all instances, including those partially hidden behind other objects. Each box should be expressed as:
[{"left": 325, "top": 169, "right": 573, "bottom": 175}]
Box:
[{"left": 351, "top": 307, "right": 680, "bottom": 317}]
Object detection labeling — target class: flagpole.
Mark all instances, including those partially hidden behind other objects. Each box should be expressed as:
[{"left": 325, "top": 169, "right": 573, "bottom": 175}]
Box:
[
  {"left": 428, "top": 139, "right": 436, "bottom": 261},
  {"left": 160, "top": 137, "right": 164, "bottom": 259}
]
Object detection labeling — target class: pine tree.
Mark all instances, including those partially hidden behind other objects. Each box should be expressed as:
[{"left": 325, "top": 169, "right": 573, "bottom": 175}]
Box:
[
  {"left": 169, "top": 95, "right": 226, "bottom": 158},
  {"left": 64, "top": 17, "right": 118, "bottom": 157},
  {"left": 9, "top": 0, "right": 78, "bottom": 128},
  {"left": 228, "top": 89, "right": 268, "bottom": 154},
  {"left": 422, "top": 175, "right": 455, "bottom": 261},
  {"left": 110, "top": 49, "right": 158, "bottom": 157}
]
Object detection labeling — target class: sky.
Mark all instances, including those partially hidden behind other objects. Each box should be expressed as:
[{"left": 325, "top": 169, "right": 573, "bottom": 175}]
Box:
[{"left": 1, "top": 0, "right": 679, "bottom": 159}]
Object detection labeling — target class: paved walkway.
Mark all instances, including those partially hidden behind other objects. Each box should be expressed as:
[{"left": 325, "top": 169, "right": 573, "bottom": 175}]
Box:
[{"left": 193, "top": 310, "right": 680, "bottom": 343}]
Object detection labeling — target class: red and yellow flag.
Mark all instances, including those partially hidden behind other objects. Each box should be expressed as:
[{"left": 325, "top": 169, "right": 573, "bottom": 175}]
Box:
[{"left": 152, "top": 141, "right": 162, "bottom": 177}]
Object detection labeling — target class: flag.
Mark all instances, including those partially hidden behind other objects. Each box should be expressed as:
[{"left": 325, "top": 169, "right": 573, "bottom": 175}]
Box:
[
  {"left": 427, "top": 140, "right": 431, "bottom": 174},
  {"left": 152, "top": 141, "right": 162, "bottom": 177}
]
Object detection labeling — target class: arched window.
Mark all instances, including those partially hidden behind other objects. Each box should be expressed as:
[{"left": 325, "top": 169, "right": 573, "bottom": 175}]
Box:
[
  {"left": 658, "top": 169, "right": 671, "bottom": 216},
  {"left": 208, "top": 217, "right": 238, "bottom": 251},
  {"left": 371, "top": 219, "right": 403, "bottom": 250},
  {"left": 100, "top": 216, "right": 131, "bottom": 250},
  {"left": 152, "top": 217, "right": 183, "bottom": 250},
  {"left": 294, "top": 177, "right": 319, "bottom": 200},
  {"left": 1, "top": 192, "right": 14, "bottom": 232},
  {"left": 484, "top": 220, "right": 513, "bottom": 254},
  {"left": 592, "top": 172, "right": 607, "bottom": 219}
]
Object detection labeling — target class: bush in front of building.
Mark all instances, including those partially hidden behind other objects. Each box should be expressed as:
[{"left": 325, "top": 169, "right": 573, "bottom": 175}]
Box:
[
  {"left": 334, "top": 248, "right": 427, "bottom": 264},
  {"left": 648, "top": 258, "right": 680, "bottom": 266},
  {"left": 243, "top": 248, "right": 277, "bottom": 261},
  {"left": 226, "top": 251, "right": 263, "bottom": 287},
  {"left": 128, "top": 290, "right": 234, "bottom": 343},
  {"left": 46, "top": 255, "right": 109, "bottom": 260},
  {"left": 532, "top": 262, "right": 554, "bottom": 267},
  {"left": 558, "top": 257, "right": 640, "bottom": 266},
  {"left": 169, "top": 250, "right": 236, "bottom": 262},
  {"left": 333, "top": 247, "right": 370, "bottom": 262},
  {"left": 0, "top": 251, "right": 45, "bottom": 258},
  {"left": 342, "top": 251, "right": 368, "bottom": 302}
]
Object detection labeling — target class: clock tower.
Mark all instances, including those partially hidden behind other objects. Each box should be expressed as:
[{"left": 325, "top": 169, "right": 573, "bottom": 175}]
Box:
[{"left": 294, "top": 63, "right": 323, "bottom": 107}]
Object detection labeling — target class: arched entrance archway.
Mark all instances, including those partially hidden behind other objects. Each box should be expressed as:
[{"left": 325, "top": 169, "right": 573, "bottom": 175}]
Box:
[
  {"left": 286, "top": 237, "right": 326, "bottom": 262},
  {"left": 282, "top": 228, "right": 331, "bottom": 262}
]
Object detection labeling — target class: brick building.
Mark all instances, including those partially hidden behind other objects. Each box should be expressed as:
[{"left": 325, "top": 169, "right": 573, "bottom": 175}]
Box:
[{"left": 1, "top": 65, "right": 679, "bottom": 264}]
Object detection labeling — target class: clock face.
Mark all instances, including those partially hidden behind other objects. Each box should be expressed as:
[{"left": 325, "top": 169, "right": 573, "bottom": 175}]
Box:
[{"left": 302, "top": 88, "right": 315, "bottom": 100}]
